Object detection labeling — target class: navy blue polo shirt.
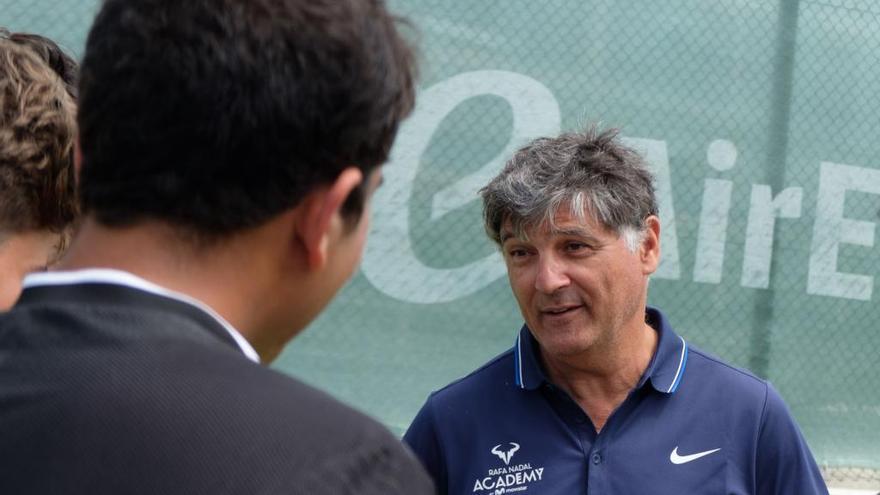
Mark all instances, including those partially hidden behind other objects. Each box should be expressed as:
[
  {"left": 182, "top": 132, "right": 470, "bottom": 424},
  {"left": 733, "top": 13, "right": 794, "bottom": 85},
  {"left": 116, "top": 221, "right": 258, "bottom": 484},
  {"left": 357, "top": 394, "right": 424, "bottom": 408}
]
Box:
[{"left": 404, "top": 307, "right": 828, "bottom": 494}]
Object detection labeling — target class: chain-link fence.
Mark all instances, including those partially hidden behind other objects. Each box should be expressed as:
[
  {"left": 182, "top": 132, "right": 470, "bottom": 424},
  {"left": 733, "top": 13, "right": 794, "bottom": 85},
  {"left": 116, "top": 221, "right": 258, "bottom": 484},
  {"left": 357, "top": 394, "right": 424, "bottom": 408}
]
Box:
[{"left": 4, "top": 0, "right": 878, "bottom": 489}]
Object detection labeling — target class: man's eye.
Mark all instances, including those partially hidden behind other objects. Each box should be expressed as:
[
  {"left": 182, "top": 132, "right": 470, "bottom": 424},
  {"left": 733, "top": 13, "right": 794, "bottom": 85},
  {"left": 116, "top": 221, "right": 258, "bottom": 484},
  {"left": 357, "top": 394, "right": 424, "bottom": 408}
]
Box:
[
  {"left": 508, "top": 248, "right": 529, "bottom": 258},
  {"left": 565, "top": 242, "right": 588, "bottom": 252}
]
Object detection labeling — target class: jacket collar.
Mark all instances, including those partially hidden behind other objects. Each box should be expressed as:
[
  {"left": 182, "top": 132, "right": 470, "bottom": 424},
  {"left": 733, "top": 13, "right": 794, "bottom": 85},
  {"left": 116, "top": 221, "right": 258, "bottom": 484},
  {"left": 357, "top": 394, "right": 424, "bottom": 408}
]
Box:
[{"left": 20, "top": 269, "right": 261, "bottom": 363}]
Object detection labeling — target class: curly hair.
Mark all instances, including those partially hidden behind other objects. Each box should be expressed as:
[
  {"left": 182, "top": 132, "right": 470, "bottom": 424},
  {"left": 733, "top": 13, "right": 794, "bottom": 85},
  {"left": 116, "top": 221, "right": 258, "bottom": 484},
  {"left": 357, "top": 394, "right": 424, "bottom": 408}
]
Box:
[
  {"left": 3, "top": 30, "right": 78, "bottom": 100},
  {"left": 0, "top": 32, "right": 78, "bottom": 239}
]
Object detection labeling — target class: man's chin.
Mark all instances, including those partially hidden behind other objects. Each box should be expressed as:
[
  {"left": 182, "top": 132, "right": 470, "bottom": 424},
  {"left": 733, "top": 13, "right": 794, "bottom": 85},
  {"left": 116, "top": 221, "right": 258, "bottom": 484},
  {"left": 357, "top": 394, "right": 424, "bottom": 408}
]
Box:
[{"left": 534, "top": 333, "right": 595, "bottom": 359}]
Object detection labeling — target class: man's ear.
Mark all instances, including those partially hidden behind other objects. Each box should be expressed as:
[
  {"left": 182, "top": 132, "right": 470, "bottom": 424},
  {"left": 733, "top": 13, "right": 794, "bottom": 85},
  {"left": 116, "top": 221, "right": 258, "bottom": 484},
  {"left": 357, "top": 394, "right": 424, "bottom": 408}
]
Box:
[
  {"left": 296, "top": 167, "right": 364, "bottom": 270},
  {"left": 640, "top": 215, "right": 661, "bottom": 275}
]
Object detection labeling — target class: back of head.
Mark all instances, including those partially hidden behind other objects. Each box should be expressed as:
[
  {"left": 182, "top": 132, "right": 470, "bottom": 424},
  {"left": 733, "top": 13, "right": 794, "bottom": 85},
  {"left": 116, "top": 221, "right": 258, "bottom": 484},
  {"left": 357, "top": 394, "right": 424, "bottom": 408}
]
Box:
[
  {"left": 3, "top": 31, "right": 78, "bottom": 100},
  {"left": 77, "top": 0, "right": 418, "bottom": 239},
  {"left": 481, "top": 126, "right": 658, "bottom": 248},
  {"left": 0, "top": 30, "right": 78, "bottom": 239}
]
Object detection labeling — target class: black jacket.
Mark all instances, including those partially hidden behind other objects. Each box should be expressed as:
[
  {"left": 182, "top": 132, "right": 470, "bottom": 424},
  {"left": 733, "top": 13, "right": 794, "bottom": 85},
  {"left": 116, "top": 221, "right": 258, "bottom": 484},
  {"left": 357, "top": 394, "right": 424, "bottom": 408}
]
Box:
[{"left": 0, "top": 281, "right": 434, "bottom": 494}]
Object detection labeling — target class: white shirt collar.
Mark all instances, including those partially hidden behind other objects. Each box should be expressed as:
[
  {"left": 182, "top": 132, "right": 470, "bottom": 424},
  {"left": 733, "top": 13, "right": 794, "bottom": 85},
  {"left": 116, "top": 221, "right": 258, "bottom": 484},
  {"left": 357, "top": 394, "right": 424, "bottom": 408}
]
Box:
[{"left": 22, "top": 268, "right": 261, "bottom": 363}]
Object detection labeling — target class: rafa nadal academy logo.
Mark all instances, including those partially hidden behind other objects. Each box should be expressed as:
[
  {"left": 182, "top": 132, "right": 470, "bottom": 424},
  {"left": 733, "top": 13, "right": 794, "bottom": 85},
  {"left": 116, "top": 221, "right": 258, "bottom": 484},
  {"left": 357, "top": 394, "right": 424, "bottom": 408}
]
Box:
[
  {"left": 491, "top": 443, "right": 520, "bottom": 465},
  {"left": 472, "top": 442, "right": 545, "bottom": 493}
]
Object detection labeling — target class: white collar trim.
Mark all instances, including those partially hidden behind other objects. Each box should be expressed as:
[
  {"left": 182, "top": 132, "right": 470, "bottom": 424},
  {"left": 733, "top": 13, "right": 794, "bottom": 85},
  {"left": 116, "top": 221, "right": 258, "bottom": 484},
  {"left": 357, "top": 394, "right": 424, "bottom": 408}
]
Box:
[{"left": 23, "top": 268, "right": 261, "bottom": 363}]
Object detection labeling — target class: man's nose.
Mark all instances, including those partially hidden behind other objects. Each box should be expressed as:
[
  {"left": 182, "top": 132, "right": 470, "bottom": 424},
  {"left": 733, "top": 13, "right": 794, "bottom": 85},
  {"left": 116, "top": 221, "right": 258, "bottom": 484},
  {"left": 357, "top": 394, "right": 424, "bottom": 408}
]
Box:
[{"left": 534, "top": 254, "right": 570, "bottom": 294}]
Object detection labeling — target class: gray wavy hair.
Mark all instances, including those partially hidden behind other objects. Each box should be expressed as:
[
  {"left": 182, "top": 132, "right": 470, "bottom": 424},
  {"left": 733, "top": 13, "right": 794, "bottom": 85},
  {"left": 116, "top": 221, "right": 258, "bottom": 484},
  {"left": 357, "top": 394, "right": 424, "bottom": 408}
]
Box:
[{"left": 481, "top": 126, "right": 657, "bottom": 251}]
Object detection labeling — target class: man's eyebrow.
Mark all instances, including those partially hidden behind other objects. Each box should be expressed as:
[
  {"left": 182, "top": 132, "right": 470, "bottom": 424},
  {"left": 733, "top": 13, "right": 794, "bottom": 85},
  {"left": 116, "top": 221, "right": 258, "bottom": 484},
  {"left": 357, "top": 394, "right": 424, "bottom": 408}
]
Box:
[{"left": 551, "top": 226, "right": 601, "bottom": 242}]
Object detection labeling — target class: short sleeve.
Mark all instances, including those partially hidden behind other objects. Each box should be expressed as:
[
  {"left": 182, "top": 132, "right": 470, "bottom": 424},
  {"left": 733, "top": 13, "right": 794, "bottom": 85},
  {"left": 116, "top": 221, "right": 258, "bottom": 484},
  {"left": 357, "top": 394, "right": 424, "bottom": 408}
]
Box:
[
  {"left": 403, "top": 394, "right": 448, "bottom": 495},
  {"left": 755, "top": 383, "right": 829, "bottom": 495}
]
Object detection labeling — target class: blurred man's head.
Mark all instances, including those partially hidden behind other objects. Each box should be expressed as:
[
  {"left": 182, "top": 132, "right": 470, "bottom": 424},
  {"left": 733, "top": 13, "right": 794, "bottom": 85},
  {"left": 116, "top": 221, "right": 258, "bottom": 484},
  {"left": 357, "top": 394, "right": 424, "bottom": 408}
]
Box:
[
  {"left": 78, "top": 0, "right": 416, "bottom": 237},
  {"left": 0, "top": 31, "right": 78, "bottom": 309},
  {"left": 74, "top": 0, "right": 417, "bottom": 351}
]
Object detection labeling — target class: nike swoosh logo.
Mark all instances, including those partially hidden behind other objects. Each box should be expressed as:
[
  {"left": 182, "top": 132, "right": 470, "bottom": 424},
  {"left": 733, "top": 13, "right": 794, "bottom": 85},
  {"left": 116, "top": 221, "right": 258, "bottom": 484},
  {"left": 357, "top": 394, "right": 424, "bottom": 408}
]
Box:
[{"left": 669, "top": 446, "right": 721, "bottom": 464}]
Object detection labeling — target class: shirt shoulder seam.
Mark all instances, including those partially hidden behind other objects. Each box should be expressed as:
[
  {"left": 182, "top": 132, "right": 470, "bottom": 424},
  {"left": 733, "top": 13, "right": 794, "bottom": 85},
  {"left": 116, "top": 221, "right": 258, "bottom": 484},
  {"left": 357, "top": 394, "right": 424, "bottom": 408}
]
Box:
[
  {"left": 429, "top": 348, "right": 515, "bottom": 396},
  {"left": 686, "top": 346, "right": 769, "bottom": 386}
]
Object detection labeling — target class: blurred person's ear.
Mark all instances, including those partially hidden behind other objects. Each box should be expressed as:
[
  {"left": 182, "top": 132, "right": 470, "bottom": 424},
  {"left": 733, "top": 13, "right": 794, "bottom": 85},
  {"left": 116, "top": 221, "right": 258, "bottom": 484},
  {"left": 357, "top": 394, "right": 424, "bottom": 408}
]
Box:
[{"left": 295, "top": 167, "right": 364, "bottom": 270}]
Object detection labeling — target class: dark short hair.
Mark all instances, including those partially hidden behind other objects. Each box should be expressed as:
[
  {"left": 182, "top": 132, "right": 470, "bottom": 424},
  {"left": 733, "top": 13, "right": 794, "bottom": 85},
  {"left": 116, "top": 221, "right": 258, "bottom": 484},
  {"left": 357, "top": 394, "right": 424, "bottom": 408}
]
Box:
[
  {"left": 78, "top": 0, "right": 417, "bottom": 238},
  {"left": 481, "top": 126, "right": 657, "bottom": 250},
  {"left": 0, "top": 32, "right": 78, "bottom": 238}
]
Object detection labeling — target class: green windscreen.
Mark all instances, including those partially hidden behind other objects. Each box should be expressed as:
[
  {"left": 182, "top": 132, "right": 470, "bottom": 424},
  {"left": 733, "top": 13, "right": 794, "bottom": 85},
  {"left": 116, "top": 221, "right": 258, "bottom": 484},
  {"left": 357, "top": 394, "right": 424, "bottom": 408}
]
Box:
[{"left": 5, "top": 0, "right": 878, "bottom": 487}]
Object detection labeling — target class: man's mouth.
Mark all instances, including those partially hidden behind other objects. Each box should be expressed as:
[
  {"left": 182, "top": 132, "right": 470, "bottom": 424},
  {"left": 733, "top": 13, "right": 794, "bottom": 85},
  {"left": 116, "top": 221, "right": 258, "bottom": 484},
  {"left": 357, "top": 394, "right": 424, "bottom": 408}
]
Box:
[{"left": 541, "top": 305, "right": 581, "bottom": 316}]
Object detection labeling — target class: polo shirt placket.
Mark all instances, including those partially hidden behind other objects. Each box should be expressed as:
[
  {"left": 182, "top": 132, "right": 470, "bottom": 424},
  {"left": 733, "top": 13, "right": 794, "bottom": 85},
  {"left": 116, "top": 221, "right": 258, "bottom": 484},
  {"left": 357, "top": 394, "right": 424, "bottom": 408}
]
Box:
[{"left": 513, "top": 307, "right": 689, "bottom": 493}]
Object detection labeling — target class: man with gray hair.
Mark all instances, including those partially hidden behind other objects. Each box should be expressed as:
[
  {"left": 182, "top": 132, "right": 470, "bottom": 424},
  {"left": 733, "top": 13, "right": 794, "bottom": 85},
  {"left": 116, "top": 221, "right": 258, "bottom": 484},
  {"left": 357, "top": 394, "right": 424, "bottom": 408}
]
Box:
[{"left": 404, "top": 126, "right": 828, "bottom": 494}]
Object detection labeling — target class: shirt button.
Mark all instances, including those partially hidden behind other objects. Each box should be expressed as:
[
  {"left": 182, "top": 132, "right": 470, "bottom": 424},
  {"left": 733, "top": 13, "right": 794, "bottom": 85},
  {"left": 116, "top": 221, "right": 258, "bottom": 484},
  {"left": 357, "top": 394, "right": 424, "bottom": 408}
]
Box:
[{"left": 592, "top": 453, "right": 602, "bottom": 465}]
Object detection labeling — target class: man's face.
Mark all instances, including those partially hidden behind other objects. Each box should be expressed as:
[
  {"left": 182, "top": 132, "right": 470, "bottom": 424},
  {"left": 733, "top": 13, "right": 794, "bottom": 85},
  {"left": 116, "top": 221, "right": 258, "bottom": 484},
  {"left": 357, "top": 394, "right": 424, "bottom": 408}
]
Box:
[
  {"left": 501, "top": 208, "right": 656, "bottom": 359},
  {"left": 0, "top": 229, "right": 61, "bottom": 310}
]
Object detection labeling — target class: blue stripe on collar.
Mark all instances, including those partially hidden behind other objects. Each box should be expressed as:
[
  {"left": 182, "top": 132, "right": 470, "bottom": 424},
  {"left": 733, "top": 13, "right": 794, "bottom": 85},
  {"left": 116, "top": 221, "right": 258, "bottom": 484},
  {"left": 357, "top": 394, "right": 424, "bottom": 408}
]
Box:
[
  {"left": 513, "top": 325, "right": 546, "bottom": 390},
  {"left": 644, "top": 307, "right": 689, "bottom": 394},
  {"left": 666, "top": 336, "right": 688, "bottom": 393},
  {"left": 514, "top": 332, "right": 523, "bottom": 388}
]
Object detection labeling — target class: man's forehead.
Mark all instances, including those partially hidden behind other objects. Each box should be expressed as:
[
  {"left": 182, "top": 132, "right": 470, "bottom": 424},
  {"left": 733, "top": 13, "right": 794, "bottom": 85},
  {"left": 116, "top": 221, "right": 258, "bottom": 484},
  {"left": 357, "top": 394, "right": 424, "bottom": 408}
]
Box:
[{"left": 500, "top": 210, "right": 603, "bottom": 242}]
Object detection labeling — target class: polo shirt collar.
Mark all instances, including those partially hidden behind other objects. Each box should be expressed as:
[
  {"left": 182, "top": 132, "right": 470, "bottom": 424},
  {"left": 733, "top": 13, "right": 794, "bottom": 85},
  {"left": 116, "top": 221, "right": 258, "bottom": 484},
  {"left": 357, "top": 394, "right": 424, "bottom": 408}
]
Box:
[
  {"left": 641, "top": 307, "right": 689, "bottom": 394},
  {"left": 512, "top": 306, "right": 689, "bottom": 394},
  {"left": 513, "top": 323, "right": 546, "bottom": 390}
]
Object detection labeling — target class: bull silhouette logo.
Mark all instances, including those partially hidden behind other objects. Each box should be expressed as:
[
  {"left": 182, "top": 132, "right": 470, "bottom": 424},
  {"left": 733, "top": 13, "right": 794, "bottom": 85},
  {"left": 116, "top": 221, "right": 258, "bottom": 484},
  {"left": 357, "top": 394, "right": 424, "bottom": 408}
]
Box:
[{"left": 491, "top": 442, "right": 520, "bottom": 465}]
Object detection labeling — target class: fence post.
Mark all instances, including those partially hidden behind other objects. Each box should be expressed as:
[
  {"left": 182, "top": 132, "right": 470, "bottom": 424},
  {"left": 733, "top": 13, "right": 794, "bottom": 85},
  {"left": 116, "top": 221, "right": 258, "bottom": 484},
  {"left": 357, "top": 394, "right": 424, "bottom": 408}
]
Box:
[{"left": 749, "top": 0, "right": 801, "bottom": 378}]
